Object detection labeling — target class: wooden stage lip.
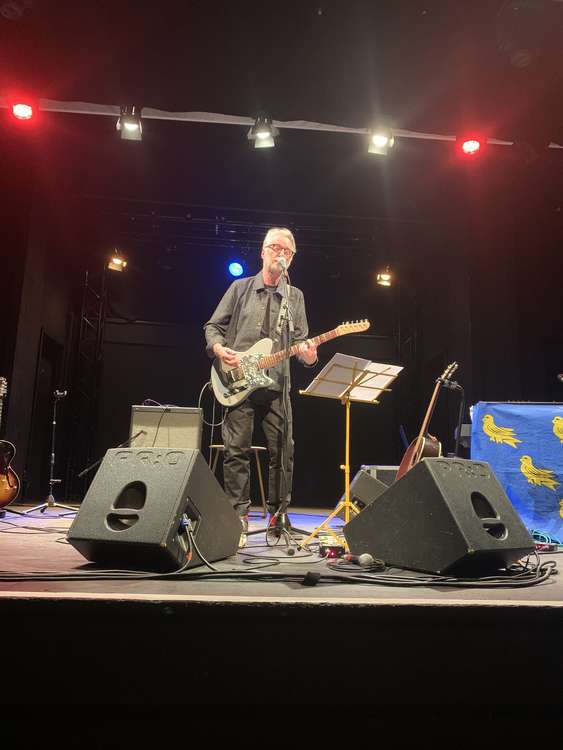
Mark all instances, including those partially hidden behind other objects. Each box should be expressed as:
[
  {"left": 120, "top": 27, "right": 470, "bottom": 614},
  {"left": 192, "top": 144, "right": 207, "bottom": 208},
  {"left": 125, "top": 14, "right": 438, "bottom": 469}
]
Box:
[
  {"left": 1, "top": 509, "right": 562, "bottom": 705},
  {"left": 1, "top": 590, "right": 563, "bottom": 610}
]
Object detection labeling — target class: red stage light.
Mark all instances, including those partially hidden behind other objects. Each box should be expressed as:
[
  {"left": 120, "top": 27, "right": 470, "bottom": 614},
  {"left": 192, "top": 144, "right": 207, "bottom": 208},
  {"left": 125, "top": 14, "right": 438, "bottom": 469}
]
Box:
[
  {"left": 461, "top": 138, "right": 481, "bottom": 155},
  {"left": 11, "top": 102, "right": 34, "bottom": 120}
]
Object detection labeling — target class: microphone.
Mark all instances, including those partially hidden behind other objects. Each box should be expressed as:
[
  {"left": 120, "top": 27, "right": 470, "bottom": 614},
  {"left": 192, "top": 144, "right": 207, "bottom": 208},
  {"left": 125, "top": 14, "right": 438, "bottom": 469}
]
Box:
[
  {"left": 442, "top": 380, "right": 462, "bottom": 391},
  {"left": 278, "top": 256, "right": 288, "bottom": 274},
  {"left": 343, "top": 552, "right": 375, "bottom": 568}
]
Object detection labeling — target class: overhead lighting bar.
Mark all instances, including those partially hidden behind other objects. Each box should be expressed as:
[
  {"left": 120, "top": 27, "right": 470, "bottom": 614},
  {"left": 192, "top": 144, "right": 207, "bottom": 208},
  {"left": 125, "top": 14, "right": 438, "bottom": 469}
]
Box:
[{"left": 2, "top": 97, "right": 562, "bottom": 150}]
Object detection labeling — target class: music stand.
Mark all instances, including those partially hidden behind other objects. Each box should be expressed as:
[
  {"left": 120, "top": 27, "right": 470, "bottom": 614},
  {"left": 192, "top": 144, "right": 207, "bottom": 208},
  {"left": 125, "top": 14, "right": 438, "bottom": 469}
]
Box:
[{"left": 298, "top": 354, "right": 402, "bottom": 549}]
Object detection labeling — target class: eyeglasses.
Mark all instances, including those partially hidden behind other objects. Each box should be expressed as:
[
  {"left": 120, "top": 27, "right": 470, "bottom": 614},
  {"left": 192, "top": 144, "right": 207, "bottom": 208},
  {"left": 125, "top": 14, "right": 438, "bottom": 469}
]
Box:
[{"left": 265, "top": 243, "right": 294, "bottom": 258}]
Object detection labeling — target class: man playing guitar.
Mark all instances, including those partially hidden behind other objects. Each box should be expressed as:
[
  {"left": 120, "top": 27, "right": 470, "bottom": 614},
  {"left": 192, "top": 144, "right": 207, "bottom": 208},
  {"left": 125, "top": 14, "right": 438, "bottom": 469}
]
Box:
[{"left": 204, "top": 228, "right": 318, "bottom": 546}]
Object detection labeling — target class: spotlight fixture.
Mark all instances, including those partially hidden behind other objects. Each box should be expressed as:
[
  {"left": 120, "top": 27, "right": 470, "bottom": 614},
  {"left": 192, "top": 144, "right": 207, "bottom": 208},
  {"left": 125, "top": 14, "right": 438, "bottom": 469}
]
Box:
[
  {"left": 4, "top": 93, "right": 39, "bottom": 124},
  {"left": 247, "top": 114, "right": 278, "bottom": 149},
  {"left": 228, "top": 261, "right": 244, "bottom": 277},
  {"left": 376, "top": 266, "right": 392, "bottom": 287},
  {"left": 368, "top": 128, "right": 395, "bottom": 155},
  {"left": 116, "top": 105, "right": 142, "bottom": 141},
  {"left": 456, "top": 134, "right": 486, "bottom": 158},
  {"left": 107, "top": 249, "right": 127, "bottom": 272},
  {"left": 12, "top": 101, "right": 34, "bottom": 120}
]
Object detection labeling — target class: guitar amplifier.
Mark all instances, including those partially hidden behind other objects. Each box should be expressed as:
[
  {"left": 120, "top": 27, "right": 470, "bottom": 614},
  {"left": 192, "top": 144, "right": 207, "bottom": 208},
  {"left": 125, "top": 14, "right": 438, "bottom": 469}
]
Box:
[
  {"left": 336, "top": 467, "right": 389, "bottom": 518},
  {"left": 361, "top": 465, "right": 398, "bottom": 487},
  {"left": 129, "top": 406, "right": 202, "bottom": 450}
]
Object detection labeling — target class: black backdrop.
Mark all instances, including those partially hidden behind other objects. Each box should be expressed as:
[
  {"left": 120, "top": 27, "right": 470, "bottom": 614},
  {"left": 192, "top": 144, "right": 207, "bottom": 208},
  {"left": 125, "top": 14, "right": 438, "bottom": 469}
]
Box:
[{"left": 2, "top": 106, "right": 562, "bottom": 506}]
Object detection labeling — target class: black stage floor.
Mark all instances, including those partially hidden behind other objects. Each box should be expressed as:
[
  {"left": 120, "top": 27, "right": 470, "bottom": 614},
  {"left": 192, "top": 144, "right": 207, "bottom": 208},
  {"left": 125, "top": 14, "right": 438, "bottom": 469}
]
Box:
[{"left": 1, "top": 505, "right": 562, "bottom": 711}]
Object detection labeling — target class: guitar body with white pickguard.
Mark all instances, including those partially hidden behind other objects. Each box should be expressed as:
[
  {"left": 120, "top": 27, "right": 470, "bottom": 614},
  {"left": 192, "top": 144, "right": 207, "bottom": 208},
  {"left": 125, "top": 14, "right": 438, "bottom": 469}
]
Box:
[{"left": 210, "top": 320, "right": 371, "bottom": 408}]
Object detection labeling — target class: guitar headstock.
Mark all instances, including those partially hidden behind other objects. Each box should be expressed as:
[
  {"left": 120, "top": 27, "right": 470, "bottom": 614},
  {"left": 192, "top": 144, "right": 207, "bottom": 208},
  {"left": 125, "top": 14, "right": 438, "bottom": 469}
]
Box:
[
  {"left": 0, "top": 378, "right": 6, "bottom": 399},
  {"left": 336, "top": 319, "right": 371, "bottom": 336},
  {"left": 438, "top": 362, "right": 459, "bottom": 384}
]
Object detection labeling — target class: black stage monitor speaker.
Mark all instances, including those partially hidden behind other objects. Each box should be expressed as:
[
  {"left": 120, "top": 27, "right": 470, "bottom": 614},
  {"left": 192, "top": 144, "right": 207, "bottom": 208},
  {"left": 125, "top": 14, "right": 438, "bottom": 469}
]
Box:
[
  {"left": 67, "top": 448, "right": 241, "bottom": 571},
  {"left": 343, "top": 458, "right": 535, "bottom": 575}
]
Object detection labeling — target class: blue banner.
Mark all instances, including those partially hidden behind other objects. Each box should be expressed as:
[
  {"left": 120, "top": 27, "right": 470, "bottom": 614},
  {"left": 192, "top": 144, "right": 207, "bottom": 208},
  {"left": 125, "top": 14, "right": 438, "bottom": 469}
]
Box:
[{"left": 471, "top": 402, "right": 563, "bottom": 540}]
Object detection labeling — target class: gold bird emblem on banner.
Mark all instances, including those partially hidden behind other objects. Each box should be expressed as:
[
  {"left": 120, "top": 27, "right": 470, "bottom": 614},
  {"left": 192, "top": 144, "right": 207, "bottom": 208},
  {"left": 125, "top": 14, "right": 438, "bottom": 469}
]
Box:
[
  {"left": 520, "top": 455, "right": 560, "bottom": 492},
  {"left": 482, "top": 414, "right": 522, "bottom": 448},
  {"left": 552, "top": 416, "right": 563, "bottom": 444}
]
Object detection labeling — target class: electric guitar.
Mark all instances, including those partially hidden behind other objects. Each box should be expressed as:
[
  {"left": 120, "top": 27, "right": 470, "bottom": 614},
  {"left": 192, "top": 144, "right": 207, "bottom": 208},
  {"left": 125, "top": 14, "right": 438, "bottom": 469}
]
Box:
[
  {"left": 210, "top": 320, "right": 371, "bottom": 407},
  {"left": 0, "top": 377, "right": 20, "bottom": 508},
  {"left": 395, "top": 361, "right": 459, "bottom": 481}
]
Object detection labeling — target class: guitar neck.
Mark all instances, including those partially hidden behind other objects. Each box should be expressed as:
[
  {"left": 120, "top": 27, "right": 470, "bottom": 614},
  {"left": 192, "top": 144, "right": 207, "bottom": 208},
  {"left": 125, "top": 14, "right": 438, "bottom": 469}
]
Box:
[
  {"left": 415, "top": 380, "right": 442, "bottom": 444},
  {"left": 259, "top": 329, "right": 338, "bottom": 370}
]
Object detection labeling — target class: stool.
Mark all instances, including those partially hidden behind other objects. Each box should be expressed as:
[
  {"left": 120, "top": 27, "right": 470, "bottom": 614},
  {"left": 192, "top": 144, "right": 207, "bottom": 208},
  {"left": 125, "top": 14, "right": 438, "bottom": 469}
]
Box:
[{"left": 209, "top": 444, "right": 268, "bottom": 518}]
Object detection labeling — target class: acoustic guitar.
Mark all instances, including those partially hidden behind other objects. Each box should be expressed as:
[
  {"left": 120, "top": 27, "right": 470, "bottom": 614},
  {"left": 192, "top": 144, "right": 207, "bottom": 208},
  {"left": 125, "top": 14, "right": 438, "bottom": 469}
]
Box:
[
  {"left": 396, "top": 362, "right": 459, "bottom": 481},
  {"left": 210, "top": 320, "right": 371, "bottom": 407},
  {"left": 0, "top": 377, "right": 21, "bottom": 509}
]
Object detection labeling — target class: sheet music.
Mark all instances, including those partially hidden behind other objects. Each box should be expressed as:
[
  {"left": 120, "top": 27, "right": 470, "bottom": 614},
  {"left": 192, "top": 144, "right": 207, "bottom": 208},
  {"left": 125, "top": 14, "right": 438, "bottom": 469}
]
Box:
[{"left": 301, "top": 353, "right": 403, "bottom": 403}]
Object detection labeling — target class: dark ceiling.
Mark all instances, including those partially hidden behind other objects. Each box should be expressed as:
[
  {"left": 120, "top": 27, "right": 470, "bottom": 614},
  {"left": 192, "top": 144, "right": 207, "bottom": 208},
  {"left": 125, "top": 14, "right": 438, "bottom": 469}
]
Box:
[
  {"left": 2, "top": 0, "right": 563, "bottom": 141},
  {"left": 2, "top": 0, "right": 563, "bottom": 270}
]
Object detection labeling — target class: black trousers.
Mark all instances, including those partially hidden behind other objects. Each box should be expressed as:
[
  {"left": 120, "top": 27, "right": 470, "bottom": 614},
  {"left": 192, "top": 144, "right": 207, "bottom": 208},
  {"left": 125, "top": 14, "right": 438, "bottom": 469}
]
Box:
[{"left": 221, "top": 388, "right": 294, "bottom": 517}]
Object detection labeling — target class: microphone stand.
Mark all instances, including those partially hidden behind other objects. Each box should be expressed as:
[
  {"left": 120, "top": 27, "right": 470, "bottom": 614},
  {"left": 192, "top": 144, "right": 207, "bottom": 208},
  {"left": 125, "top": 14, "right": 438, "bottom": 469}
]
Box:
[
  {"left": 272, "top": 269, "right": 309, "bottom": 546},
  {"left": 454, "top": 385, "right": 466, "bottom": 458},
  {"left": 25, "top": 390, "right": 76, "bottom": 515},
  {"left": 246, "top": 265, "right": 308, "bottom": 550},
  {"left": 444, "top": 380, "right": 466, "bottom": 458}
]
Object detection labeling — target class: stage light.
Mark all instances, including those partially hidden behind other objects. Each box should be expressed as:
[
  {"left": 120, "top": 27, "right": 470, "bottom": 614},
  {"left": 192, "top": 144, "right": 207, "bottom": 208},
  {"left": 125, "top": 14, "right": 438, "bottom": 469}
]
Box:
[
  {"left": 107, "top": 250, "right": 127, "bottom": 272},
  {"left": 228, "top": 261, "right": 244, "bottom": 277},
  {"left": 247, "top": 114, "right": 278, "bottom": 149},
  {"left": 4, "top": 94, "right": 39, "bottom": 125},
  {"left": 11, "top": 102, "right": 33, "bottom": 120},
  {"left": 456, "top": 134, "right": 486, "bottom": 158},
  {"left": 368, "top": 128, "right": 395, "bottom": 155},
  {"left": 116, "top": 105, "right": 142, "bottom": 141},
  {"left": 461, "top": 139, "right": 481, "bottom": 155},
  {"left": 376, "top": 266, "right": 392, "bottom": 287}
]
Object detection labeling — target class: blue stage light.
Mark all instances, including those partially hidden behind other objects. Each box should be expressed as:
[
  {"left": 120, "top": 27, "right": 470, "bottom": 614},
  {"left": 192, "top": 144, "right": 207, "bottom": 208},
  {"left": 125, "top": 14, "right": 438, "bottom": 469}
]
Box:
[{"left": 228, "top": 261, "right": 244, "bottom": 277}]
